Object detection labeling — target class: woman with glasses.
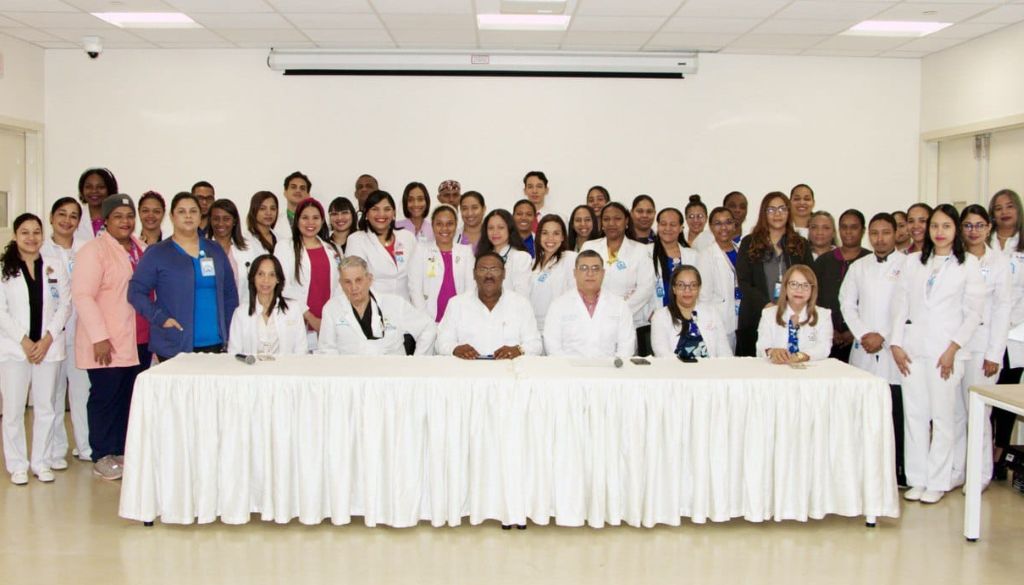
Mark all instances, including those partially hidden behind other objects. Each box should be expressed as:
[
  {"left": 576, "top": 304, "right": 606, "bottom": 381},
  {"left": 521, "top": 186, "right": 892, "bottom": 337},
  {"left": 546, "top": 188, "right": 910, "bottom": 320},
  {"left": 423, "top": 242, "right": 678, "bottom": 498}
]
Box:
[
  {"left": 684, "top": 195, "right": 713, "bottom": 250},
  {"left": 651, "top": 265, "right": 730, "bottom": 359},
  {"left": 698, "top": 207, "right": 741, "bottom": 353},
  {"left": 735, "top": 192, "right": 813, "bottom": 357},
  {"left": 890, "top": 203, "right": 985, "bottom": 504},
  {"left": 756, "top": 265, "right": 832, "bottom": 363}
]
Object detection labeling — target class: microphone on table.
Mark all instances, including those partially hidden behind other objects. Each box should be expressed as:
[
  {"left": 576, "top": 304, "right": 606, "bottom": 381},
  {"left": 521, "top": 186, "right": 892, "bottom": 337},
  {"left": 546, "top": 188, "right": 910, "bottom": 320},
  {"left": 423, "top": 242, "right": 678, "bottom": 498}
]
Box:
[
  {"left": 613, "top": 357, "right": 623, "bottom": 368},
  {"left": 234, "top": 353, "right": 256, "bottom": 365}
]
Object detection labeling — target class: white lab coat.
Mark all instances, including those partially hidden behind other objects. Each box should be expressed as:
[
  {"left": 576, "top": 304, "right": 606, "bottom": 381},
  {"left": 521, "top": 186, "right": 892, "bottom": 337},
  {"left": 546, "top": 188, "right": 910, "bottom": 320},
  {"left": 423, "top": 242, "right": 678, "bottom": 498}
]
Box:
[
  {"left": 543, "top": 289, "right": 635, "bottom": 358},
  {"left": 318, "top": 291, "right": 436, "bottom": 356},
  {"left": 529, "top": 252, "right": 577, "bottom": 332},
  {"left": 580, "top": 237, "right": 656, "bottom": 327},
  {"left": 436, "top": 290, "right": 542, "bottom": 357},
  {"left": 73, "top": 212, "right": 100, "bottom": 244},
  {"left": 278, "top": 241, "right": 342, "bottom": 314},
  {"left": 687, "top": 229, "right": 715, "bottom": 252},
  {"left": 963, "top": 246, "right": 1012, "bottom": 363},
  {"left": 697, "top": 243, "right": 739, "bottom": 348},
  {"left": 755, "top": 305, "right": 833, "bottom": 361},
  {"left": 0, "top": 252, "right": 72, "bottom": 363},
  {"left": 998, "top": 244, "right": 1024, "bottom": 368},
  {"left": 649, "top": 243, "right": 700, "bottom": 313},
  {"left": 224, "top": 241, "right": 263, "bottom": 312},
  {"left": 226, "top": 302, "right": 308, "bottom": 356},
  {"left": 406, "top": 242, "right": 476, "bottom": 322},
  {"left": 840, "top": 252, "right": 907, "bottom": 385},
  {"left": 498, "top": 245, "right": 533, "bottom": 297},
  {"left": 651, "top": 302, "right": 731, "bottom": 359},
  {"left": 346, "top": 230, "right": 418, "bottom": 301}
]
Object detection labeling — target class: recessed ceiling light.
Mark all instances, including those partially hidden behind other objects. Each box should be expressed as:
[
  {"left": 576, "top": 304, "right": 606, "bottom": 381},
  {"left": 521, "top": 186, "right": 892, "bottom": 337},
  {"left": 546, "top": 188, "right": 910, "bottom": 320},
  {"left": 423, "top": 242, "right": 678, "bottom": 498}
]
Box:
[
  {"left": 844, "top": 20, "right": 952, "bottom": 37},
  {"left": 477, "top": 14, "right": 571, "bottom": 31},
  {"left": 91, "top": 12, "right": 199, "bottom": 29}
]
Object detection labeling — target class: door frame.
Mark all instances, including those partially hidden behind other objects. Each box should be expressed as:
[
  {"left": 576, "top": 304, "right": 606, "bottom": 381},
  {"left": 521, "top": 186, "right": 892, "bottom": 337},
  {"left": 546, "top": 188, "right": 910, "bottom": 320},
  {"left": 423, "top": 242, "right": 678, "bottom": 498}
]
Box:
[{"left": 0, "top": 114, "right": 44, "bottom": 223}]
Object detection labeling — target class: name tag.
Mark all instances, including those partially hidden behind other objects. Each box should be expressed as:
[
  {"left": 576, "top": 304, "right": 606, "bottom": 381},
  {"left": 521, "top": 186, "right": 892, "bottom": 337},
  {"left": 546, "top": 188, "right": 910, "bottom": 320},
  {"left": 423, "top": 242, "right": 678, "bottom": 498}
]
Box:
[
  {"left": 615, "top": 260, "right": 627, "bottom": 271},
  {"left": 200, "top": 257, "right": 216, "bottom": 277},
  {"left": 395, "top": 250, "right": 406, "bottom": 265},
  {"left": 537, "top": 271, "right": 550, "bottom": 284},
  {"left": 49, "top": 285, "right": 60, "bottom": 300},
  {"left": 807, "top": 329, "right": 818, "bottom": 343}
]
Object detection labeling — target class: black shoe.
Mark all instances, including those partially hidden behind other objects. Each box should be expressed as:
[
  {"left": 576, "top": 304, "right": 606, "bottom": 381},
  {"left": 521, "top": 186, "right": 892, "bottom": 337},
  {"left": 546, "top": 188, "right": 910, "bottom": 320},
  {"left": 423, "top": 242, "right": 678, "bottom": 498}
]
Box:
[
  {"left": 501, "top": 524, "right": 512, "bottom": 530},
  {"left": 516, "top": 524, "right": 527, "bottom": 530}
]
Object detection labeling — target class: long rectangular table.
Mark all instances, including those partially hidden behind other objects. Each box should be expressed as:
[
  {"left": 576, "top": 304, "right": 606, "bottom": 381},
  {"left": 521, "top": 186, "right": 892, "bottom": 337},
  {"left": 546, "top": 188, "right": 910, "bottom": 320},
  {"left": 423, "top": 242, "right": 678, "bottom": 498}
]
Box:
[{"left": 119, "top": 355, "right": 900, "bottom": 527}]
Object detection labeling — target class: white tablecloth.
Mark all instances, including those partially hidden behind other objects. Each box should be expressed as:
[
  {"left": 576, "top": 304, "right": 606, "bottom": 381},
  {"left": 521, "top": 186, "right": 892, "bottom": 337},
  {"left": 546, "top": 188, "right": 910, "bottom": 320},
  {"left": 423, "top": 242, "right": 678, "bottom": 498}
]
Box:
[{"left": 119, "top": 355, "right": 900, "bottom": 527}]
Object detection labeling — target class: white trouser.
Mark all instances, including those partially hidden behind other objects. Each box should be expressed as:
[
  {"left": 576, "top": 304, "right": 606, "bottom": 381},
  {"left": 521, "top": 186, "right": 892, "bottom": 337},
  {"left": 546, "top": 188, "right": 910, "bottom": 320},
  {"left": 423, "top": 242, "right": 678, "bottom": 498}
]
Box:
[
  {"left": 50, "top": 340, "right": 92, "bottom": 462},
  {"left": 901, "top": 354, "right": 965, "bottom": 492},
  {"left": 1, "top": 360, "right": 61, "bottom": 474},
  {"left": 726, "top": 331, "right": 737, "bottom": 355},
  {"left": 952, "top": 353, "right": 998, "bottom": 485}
]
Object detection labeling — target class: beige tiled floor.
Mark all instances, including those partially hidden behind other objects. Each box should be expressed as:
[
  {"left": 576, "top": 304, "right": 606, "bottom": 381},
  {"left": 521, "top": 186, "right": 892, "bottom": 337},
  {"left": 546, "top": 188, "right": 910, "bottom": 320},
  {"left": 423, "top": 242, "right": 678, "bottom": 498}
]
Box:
[{"left": 2, "top": 416, "right": 1024, "bottom": 585}]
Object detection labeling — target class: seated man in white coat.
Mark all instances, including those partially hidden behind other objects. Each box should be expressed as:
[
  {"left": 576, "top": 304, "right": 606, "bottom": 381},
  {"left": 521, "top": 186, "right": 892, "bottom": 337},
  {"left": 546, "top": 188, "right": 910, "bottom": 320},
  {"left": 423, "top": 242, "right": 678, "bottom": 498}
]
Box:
[
  {"left": 543, "top": 250, "right": 636, "bottom": 357},
  {"left": 436, "top": 252, "right": 542, "bottom": 359},
  {"left": 318, "top": 256, "right": 436, "bottom": 355}
]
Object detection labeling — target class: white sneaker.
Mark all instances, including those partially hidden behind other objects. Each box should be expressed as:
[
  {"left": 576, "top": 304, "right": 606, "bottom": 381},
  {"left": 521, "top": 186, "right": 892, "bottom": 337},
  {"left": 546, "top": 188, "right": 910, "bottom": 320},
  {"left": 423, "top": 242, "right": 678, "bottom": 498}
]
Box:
[
  {"left": 51, "top": 459, "right": 68, "bottom": 471},
  {"left": 34, "top": 469, "right": 55, "bottom": 483},
  {"left": 920, "top": 490, "right": 944, "bottom": 504},
  {"left": 904, "top": 486, "right": 926, "bottom": 501},
  {"left": 10, "top": 471, "right": 28, "bottom": 485}
]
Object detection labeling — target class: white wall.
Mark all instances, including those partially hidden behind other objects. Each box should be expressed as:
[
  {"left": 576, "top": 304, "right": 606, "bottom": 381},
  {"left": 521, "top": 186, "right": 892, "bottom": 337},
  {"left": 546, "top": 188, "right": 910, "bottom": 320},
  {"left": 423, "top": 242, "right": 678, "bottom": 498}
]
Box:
[
  {"left": 44, "top": 49, "right": 920, "bottom": 224},
  {"left": 0, "top": 33, "right": 44, "bottom": 124},
  {"left": 921, "top": 20, "right": 1024, "bottom": 134}
]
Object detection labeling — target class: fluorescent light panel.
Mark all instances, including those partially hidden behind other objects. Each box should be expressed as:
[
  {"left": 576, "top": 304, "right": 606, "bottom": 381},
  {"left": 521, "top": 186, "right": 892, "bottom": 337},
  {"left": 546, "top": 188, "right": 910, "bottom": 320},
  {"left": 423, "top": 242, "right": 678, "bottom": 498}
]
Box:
[
  {"left": 844, "top": 20, "right": 952, "bottom": 37},
  {"left": 92, "top": 12, "right": 199, "bottom": 29},
  {"left": 477, "top": 14, "right": 571, "bottom": 31}
]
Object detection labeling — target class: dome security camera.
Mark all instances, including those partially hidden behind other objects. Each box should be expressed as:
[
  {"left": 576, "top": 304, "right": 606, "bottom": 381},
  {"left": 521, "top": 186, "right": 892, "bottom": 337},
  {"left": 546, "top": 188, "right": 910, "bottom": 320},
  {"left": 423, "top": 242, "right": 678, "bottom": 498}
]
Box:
[{"left": 83, "top": 36, "right": 102, "bottom": 59}]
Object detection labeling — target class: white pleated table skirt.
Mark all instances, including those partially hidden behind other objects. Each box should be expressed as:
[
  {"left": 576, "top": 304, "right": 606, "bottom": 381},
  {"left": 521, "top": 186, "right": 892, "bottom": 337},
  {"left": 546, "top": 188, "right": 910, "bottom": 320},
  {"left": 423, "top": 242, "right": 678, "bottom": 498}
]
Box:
[{"left": 118, "top": 355, "right": 900, "bottom": 527}]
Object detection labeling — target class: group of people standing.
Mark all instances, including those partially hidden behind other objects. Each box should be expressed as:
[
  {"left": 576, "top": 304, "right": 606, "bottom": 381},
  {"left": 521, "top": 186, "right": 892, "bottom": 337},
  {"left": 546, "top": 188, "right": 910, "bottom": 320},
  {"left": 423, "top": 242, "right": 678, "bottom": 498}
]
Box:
[{"left": 0, "top": 166, "right": 1020, "bottom": 508}]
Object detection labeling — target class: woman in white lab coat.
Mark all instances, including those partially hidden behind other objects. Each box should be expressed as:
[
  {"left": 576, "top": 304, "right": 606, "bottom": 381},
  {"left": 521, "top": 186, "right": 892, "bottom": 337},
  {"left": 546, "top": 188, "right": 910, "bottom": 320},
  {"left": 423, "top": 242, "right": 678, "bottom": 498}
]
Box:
[
  {"left": 244, "top": 191, "right": 281, "bottom": 255},
  {"left": 951, "top": 205, "right": 1012, "bottom": 486},
  {"left": 890, "top": 203, "right": 985, "bottom": 504},
  {"left": 208, "top": 199, "right": 259, "bottom": 311},
  {"left": 650, "top": 207, "right": 699, "bottom": 312},
  {"left": 346, "top": 190, "right": 417, "bottom": 302},
  {"left": 756, "top": 264, "right": 833, "bottom": 363},
  {"left": 407, "top": 205, "right": 475, "bottom": 323},
  {"left": 476, "top": 209, "right": 532, "bottom": 296},
  {"left": 697, "top": 206, "right": 741, "bottom": 353},
  {"left": 227, "top": 254, "right": 308, "bottom": 357},
  {"left": 581, "top": 202, "right": 656, "bottom": 356},
  {"left": 278, "top": 198, "right": 341, "bottom": 350},
  {"left": 0, "top": 213, "right": 72, "bottom": 485},
  {"left": 530, "top": 215, "right": 576, "bottom": 331},
  {"left": 651, "top": 264, "right": 730, "bottom": 360}
]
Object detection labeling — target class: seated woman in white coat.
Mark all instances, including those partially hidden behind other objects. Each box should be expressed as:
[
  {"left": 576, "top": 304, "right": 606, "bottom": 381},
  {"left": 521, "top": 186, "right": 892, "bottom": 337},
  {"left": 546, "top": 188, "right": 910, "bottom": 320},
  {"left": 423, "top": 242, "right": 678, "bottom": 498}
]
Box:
[
  {"left": 651, "top": 264, "right": 730, "bottom": 360},
  {"left": 407, "top": 205, "right": 475, "bottom": 323},
  {"left": 756, "top": 264, "right": 833, "bottom": 363},
  {"left": 345, "top": 190, "right": 417, "bottom": 302},
  {"left": 530, "top": 215, "right": 576, "bottom": 331},
  {"left": 227, "top": 254, "right": 308, "bottom": 357},
  {"left": 544, "top": 250, "right": 635, "bottom": 358},
  {"left": 476, "top": 209, "right": 532, "bottom": 296},
  {"left": 0, "top": 213, "right": 71, "bottom": 485},
  {"left": 319, "top": 256, "right": 436, "bottom": 356},
  {"left": 436, "top": 252, "right": 542, "bottom": 360}
]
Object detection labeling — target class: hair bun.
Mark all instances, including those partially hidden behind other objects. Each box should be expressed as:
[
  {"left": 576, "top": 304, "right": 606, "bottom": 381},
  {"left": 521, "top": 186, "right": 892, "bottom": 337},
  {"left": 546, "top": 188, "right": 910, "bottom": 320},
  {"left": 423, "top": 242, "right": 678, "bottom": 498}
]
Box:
[{"left": 689, "top": 194, "right": 701, "bottom": 203}]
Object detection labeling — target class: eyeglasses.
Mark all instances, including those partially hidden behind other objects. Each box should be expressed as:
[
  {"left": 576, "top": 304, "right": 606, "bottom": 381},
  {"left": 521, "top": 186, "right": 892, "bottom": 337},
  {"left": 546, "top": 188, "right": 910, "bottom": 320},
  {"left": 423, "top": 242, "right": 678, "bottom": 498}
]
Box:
[
  {"left": 787, "top": 281, "right": 813, "bottom": 291},
  {"left": 475, "top": 266, "right": 503, "bottom": 275},
  {"left": 576, "top": 265, "right": 604, "bottom": 273},
  {"left": 962, "top": 222, "right": 989, "bottom": 232},
  {"left": 766, "top": 206, "right": 789, "bottom": 216},
  {"left": 673, "top": 282, "right": 700, "bottom": 291}
]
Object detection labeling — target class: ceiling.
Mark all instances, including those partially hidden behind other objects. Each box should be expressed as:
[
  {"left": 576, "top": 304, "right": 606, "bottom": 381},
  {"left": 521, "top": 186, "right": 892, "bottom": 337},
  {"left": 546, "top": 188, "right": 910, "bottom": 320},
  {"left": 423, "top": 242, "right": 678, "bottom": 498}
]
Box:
[{"left": 1, "top": 0, "right": 1023, "bottom": 58}]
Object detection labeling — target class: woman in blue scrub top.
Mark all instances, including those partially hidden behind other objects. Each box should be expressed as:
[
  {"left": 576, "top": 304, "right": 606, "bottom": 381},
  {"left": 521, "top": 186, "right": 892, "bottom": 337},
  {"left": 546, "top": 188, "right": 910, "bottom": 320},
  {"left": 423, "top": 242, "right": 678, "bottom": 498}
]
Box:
[{"left": 129, "top": 192, "right": 238, "bottom": 361}]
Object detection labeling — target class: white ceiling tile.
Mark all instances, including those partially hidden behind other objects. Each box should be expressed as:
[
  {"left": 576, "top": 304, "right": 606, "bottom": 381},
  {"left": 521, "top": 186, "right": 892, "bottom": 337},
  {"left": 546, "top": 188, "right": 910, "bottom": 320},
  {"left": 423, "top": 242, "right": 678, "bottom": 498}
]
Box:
[
  {"left": 284, "top": 13, "right": 382, "bottom": 29},
  {"left": 95, "top": 40, "right": 158, "bottom": 47},
  {"left": 266, "top": 0, "right": 372, "bottom": 12},
  {"left": 215, "top": 28, "right": 307, "bottom": 42},
  {"left": 0, "top": 27, "right": 63, "bottom": 41},
  {"left": 645, "top": 31, "right": 740, "bottom": 49},
  {"left": 813, "top": 34, "right": 910, "bottom": 51},
  {"left": 371, "top": 0, "right": 472, "bottom": 14},
  {"left": 661, "top": 17, "right": 761, "bottom": 33},
  {"left": 775, "top": 1, "right": 895, "bottom": 21},
  {"left": 36, "top": 40, "right": 80, "bottom": 47},
  {"left": 872, "top": 2, "right": 996, "bottom": 22},
  {"left": 892, "top": 35, "right": 970, "bottom": 51},
  {"left": 802, "top": 48, "right": 883, "bottom": 57},
  {"left": 235, "top": 40, "right": 315, "bottom": 47},
  {"left": 969, "top": 4, "right": 1024, "bottom": 23},
  {"left": 478, "top": 30, "right": 564, "bottom": 47},
  {"left": 926, "top": 21, "right": 1005, "bottom": 36},
  {"left": 0, "top": 1, "right": 76, "bottom": 11},
  {"left": 568, "top": 15, "right": 666, "bottom": 32},
  {"left": 720, "top": 47, "right": 803, "bottom": 55},
  {"left": 751, "top": 18, "right": 857, "bottom": 35},
  {"left": 165, "top": 0, "right": 274, "bottom": 12},
  {"left": 575, "top": 0, "right": 685, "bottom": 17},
  {"left": 304, "top": 27, "right": 393, "bottom": 42},
  {"left": 2, "top": 11, "right": 112, "bottom": 27},
  {"left": 388, "top": 27, "right": 476, "bottom": 43},
  {"left": 192, "top": 13, "right": 293, "bottom": 29},
  {"left": 45, "top": 26, "right": 149, "bottom": 42},
  {"left": 379, "top": 13, "right": 474, "bottom": 29},
  {"left": 728, "top": 33, "right": 828, "bottom": 49},
  {"left": 315, "top": 38, "right": 395, "bottom": 47},
  {"left": 129, "top": 27, "right": 227, "bottom": 42},
  {"left": 561, "top": 30, "right": 652, "bottom": 47},
  {"left": 0, "top": 14, "right": 20, "bottom": 26},
  {"left": 880, "top": 50, "right": 930, "bottom": 58},
  {"left": 678, "top": 0, "right": 790, "bottom": 19},
  {"left": 155, "top": 40, "right": 237, "bottom": 47},
  {"left": 59, "top": 0, "right": 177, "bottom": 11},
  {"left": 395, "top": 38, "right": 477, "bottom": 48}
]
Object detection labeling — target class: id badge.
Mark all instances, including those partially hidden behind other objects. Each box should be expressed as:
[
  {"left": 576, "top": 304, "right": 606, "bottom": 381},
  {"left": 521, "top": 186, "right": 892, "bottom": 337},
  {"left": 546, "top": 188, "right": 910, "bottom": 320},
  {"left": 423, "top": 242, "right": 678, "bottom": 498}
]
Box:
[
  {"left": 772, "top": 281, "right": 781, "bottom": 302},
  {"left": 200, "top": 257, "right": 216, "bottom": 277}
]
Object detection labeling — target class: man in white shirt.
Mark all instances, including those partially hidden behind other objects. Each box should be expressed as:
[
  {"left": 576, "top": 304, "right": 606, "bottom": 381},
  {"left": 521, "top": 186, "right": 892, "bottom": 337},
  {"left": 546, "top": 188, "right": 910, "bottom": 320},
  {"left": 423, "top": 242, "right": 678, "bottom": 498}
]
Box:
[
  {"left": 436, "top": 252, "right": 542, "bottom": 359},
  {"left": 318, "top": 256, "right": 436, "bottom": 355},
  {"left": 544, "top": 250, "right": 635, "bottom": 357}
]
